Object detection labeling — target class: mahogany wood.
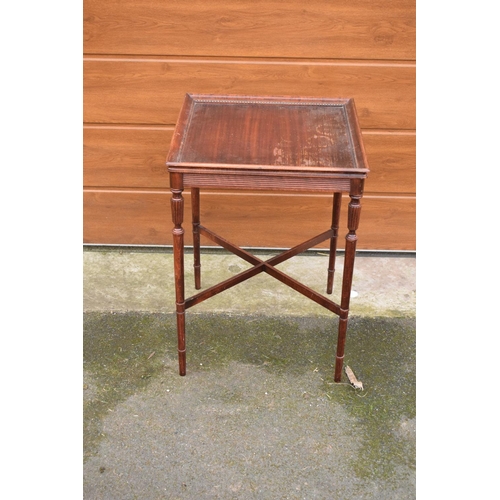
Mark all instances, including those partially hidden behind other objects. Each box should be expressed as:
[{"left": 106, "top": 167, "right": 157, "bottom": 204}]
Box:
[
  {"left": 199, "top": 226, "right": 262, "bottom": 266},
  {"left": 170, "top": 175, "right": 186, "bottom": 376},
  {"left": 185, "top": 264, "right": 266, "bottom": 310},
  {"left": 168, "top": 94, "right": 370, "bottom": 381},
  {"left": 186, "top": 230, "right": 342, "bottom": 316},
  {"left": 265, "top": 230, "right": 335, "bottom": 267},
  {"left": 191, "top": 187, "right": 201, "bottom": 289},
  {"left": 263, "top": 263, "right": 341, "bottom": 316},
  {"left": 335, "top": 178, "right": 364, "bottom": 381},
  {"left": 327, "top": 193, "right": 342, "bottom": 294}
]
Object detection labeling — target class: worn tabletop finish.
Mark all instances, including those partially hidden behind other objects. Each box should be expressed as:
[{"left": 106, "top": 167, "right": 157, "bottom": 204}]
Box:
[
  {"left": 167, "top": 94, "right": 369, "bottom": 175},
  {"left": 167, "top": 94, "right": 369, "bottom": 381}
]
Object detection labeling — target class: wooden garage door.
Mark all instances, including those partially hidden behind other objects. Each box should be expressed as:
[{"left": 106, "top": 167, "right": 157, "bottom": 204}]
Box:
[{"left": 84, "top": 0, "right": 416, "bottom": 251}]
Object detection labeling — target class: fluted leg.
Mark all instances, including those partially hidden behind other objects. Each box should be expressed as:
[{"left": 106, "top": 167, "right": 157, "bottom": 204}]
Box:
[
  {"left": 327, "top": 192, "right": 342, "bottom": 294},
  {"left": 191, "top": 187, "right": 201, "bottom": 290},
  {"left": 334, "top": 179, "right": 363, "bottom": 382},
  {"left": 171, "top": 182, "right": 186, "bottom": 376}
]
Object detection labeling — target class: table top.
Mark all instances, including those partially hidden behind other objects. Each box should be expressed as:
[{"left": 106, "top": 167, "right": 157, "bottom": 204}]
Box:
[{"left": 167, "top": 94, "right": 369, "bottom": 175}]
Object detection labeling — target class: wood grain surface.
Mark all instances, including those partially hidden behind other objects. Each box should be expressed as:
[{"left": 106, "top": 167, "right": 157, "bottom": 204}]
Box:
[
  {"left": 84, "top": 126, "right": 172, "bottom": 188},
  {"left": 83, "top": 0, "right": 415, "bottom": 250},
  {"left": 83, "top": 57, "right": 415, "bottom": 130},
  {"left": 168, "top": 95, "right": 366, "bottom": 172},
  {"left": 84, "top": 0, "right": 415, "bottom": 60},
  {"left": 84, "top": 127, "right": 415, "bottom": 194},
  {"left": 84, "top": 190, "right": 415, "bottom": 250}
]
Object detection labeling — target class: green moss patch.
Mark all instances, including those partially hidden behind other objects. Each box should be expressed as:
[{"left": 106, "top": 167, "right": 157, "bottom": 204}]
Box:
[{"left": 84, "top": 311, "right": 415, "bottom": 486}]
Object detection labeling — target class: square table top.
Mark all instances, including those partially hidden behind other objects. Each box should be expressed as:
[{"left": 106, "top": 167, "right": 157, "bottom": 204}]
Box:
[{"left": 167, "top": 94, "right": 369, "bottom": 175}]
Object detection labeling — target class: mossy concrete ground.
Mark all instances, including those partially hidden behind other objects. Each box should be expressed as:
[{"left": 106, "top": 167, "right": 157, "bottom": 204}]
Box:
[
  {"left": 83, "top": 248, "right": 415, "bottom": 499},
  {"left": 83, "top": 248, "right": 415, "bottom": 318}
]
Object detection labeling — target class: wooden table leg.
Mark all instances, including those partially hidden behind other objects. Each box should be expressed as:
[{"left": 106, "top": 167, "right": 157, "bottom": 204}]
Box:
[
  {"left": 334, "top": 179, "right": 363, "bottom": 382},
  {"left": 171, "top": 178, "right": 186, "bottom": 376},
  {"left": 327, "top": 192, "right": 342, "bottom": 294},
  {"left": 191, "top": 187, "right": 201, "bottom": 290}
]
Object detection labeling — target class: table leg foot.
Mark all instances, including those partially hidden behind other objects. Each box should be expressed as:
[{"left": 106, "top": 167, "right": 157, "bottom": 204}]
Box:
[
  {"left": 178, "top": 351, "right": 186, "bottom": 376},
  {"left": 334, "top": 180, "right": 362, "bottom": 382},
  {"left": 334, "top": 316, "right": 348, "bottom": 381},
  {"left": 177, "top": 315, "right": 186, "bottom": 376}
]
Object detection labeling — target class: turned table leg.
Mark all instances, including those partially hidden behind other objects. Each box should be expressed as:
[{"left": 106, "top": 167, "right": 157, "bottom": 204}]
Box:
[
  {"left": 327, "top": 192, "right": 342, "bottom": 294},
  {"left": 171, "top": 177, "right": 186, "bottom": 376},
  {"left": 334, "top": 179, "right": 363, "bottom": 382},
  {"left": 191, "top": 187, "right": 201, "bottom": 290}
]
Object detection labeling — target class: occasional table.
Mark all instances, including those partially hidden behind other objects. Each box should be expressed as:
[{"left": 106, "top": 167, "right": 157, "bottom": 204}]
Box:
[{"left": 167, "top": 94, "right": 369, "bottom": 382}]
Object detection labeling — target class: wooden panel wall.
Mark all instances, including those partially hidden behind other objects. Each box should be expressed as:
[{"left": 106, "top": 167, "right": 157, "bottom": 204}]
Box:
[{"left": 84, "top": 0, "right": 416, "bottom": 250}]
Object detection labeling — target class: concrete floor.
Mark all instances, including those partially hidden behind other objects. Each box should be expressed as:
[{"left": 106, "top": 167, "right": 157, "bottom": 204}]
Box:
[{"left": 83, "top": 247, "right": 416, "bottom": 499}]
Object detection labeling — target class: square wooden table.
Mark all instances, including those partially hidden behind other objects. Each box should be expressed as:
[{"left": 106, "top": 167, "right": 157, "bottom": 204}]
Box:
[{"left": 167, "top": 94, "right": 369, "bottom": 382}]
